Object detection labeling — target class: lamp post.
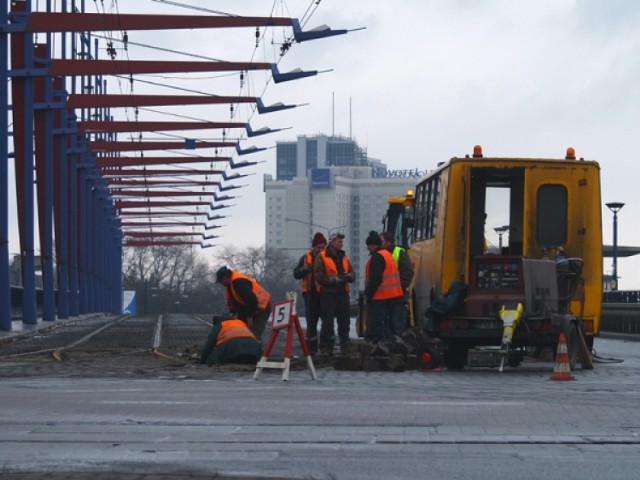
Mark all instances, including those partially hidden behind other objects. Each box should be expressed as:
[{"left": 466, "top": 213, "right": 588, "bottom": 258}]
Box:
[
  {"left": 606, "top": 202, "right": 625, "bottom": 291},
  {"left": 493, "top": 225, "right": 509, "bottom": 253}
]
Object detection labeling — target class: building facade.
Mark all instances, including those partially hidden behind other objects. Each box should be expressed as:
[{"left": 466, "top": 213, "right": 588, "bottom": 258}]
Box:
[{"left": 265, "top": 135, "right": 418, "bottom": 298}]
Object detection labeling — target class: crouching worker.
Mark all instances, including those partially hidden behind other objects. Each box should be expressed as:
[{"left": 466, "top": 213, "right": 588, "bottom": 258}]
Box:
[{"left": 199, "top": 314, "right": 262, "bottom": 366}]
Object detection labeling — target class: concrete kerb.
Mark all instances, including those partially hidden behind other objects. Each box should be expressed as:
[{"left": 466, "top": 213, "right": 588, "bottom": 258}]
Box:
[{"left": 598, "top": 331, "right": 640, "bottom": 342}]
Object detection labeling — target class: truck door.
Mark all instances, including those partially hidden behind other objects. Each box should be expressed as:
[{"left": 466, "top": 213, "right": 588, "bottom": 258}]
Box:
[{"left": 468, "top": 167, "right": 524, "bottom": 259}]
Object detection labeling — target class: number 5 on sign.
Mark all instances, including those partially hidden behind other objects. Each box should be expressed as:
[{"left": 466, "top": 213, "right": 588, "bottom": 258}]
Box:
[{"left": 271, "top": 301, "right": 293, "bottom": 330}]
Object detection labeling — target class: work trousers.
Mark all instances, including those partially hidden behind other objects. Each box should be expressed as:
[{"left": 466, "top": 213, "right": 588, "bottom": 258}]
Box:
[
  {"left": 366, "top": 299, "right": 392, "bottom": 343},
  {"left": 388, "top": 299, "right": 408, "bottom": 336},
  {"left": 250, "top": 302, "right": 272, "bottom": 344},
  {"left": 303, "top": 292, "right": 321, "bottom": 353},
  {"left": 319, "top": 292, "right": 351, "bottom": 352}
]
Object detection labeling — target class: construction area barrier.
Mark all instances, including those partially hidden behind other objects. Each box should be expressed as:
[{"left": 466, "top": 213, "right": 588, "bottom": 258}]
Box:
[{"left": 254, "top": 294, "right": 317, "bottom": 381}]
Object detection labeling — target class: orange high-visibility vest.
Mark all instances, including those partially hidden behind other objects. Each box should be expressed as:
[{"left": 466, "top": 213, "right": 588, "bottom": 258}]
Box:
[
  {"left": 316, "top": 250, "right": 351, "bottom": 294},
  {"left": 301, "top": 251, "right": 314, "bottom": 294},
  {"left": 366, "top": 249, "right": 403, "bottom": 300},
  {"left": 216, "top": 319, "right": 256, "bottom": 346},
  {"left": 225, "top": 271, "right": 271, "bottom": 313}
]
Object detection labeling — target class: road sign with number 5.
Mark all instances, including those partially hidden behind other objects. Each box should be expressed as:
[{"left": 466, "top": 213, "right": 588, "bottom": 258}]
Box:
[{"left": 271, "top": 301, "right": 293, "bottom": 330}]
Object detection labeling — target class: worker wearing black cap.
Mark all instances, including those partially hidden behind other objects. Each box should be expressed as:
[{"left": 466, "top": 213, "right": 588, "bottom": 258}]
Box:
[
  {"left": 364, "top": 230, "right": 404, "bottom": 344},
  {"left": 215, "top": 266, "right": 272, "bottom": 342}
]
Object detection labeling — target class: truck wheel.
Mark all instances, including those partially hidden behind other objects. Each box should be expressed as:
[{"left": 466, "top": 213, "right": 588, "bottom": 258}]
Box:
[
  {"left": 444, "top": 344, "right": 467, "bottom": 370},
  {"left": 417, "top": 345, "right": 441, "bottom": 370}
]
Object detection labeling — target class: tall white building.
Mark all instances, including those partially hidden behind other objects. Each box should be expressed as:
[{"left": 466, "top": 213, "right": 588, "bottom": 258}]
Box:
[{"left": 264, "top": 135, "right": 419, "bottom": 297}]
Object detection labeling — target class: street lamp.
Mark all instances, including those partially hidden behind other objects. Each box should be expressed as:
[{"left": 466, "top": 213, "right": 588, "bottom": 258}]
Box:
[
  {"left": 606, "top": 202, "right": 625, "bottom": 291},
  {"left": 493, "top": 225, "right": 509, "bottom": 253}
]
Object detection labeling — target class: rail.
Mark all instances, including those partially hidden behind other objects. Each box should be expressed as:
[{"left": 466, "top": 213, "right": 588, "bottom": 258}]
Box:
[{"left": 603, "top": 290, "right": 640, "bottom": 304}]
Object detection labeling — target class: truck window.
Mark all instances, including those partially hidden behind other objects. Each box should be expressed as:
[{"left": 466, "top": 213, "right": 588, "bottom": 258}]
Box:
[
  {"left": 537, "top": 184, "right": 567, "bottom": 247},
  {"left": 414, "top": 174, "right": 440, "bottom": 242}
]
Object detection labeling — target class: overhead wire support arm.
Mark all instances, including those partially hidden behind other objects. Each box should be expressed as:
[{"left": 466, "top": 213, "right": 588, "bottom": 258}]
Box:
[
  {"left": 256, "top": 98, "right": 304, "bottom": 114},
  {"left": 291, "top": 19, "right": 365, "bottom": 42},
  {"left": 88, "top": 140, "right": 236, "bottom": 153},
  {"left": 6, "top": 12, "right": 296, "bottom": 33},
  {"left": 96, "top": 157, "right": 231, "bottom": 168},
  {"left": 44, "top": 59, "right": 274, "bottom": 77},
  {"left": 5, "top": 11, "right": 362, "bottom": 43},
  {"left": 79, "top": 120, "right": 248, "bottom": 134},
  {"left": 67, "top": 94, "right": 259, "bottom": 109},
  {"left": 101, "top": 169, "right": 225, "bottom": 177}
]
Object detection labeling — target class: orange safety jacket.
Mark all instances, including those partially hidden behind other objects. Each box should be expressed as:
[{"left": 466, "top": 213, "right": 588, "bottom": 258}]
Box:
[
  {"left": 366, "top": 249, "right": 403, "bottom": 300},
  {"left": 301, "top": 251, "right": 314, "bottom": 294},
  {"left": 216, "top": 319, "right": 256, "bottom": 346},
  {"left": 316, "top": 251, "right": 351, "bottom": 294},
  {"left": 225, "top": 271, "right": 271, "bottom": 313}
]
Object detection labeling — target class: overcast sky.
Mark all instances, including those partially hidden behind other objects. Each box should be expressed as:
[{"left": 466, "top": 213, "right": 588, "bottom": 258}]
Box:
[{"left": 7, "top": 0, "right": 640, "bottom": 288}]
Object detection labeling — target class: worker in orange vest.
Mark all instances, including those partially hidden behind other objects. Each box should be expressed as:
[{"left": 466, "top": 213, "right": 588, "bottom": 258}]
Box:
[
  {"left": 314, "top": 231, "right": 355, "bottom": 355},
  {"left": 293, "top": 231, "right": 327, "bottom": 354},
  {"left": 199, "top": 314, "right": 262, "bottom": 366},
  {"left": 215, "top": 266, "right": 272, "bottom": 343},
  {"left": 364, "top": 230, "right": 404, "bottom": 344}
]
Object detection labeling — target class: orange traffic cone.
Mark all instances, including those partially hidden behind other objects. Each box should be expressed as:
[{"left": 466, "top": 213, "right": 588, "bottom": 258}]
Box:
[{"left": 550, "top": 332, "right": 575, "bottom": 381}]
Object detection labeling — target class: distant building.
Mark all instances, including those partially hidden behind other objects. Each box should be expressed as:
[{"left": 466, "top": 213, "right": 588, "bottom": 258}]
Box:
[
  {"left": 265, "top": 135, "right": 419, "bottom": 298},
  {"left": 275, "top": 134, "right": 386, "bottom": 180}
]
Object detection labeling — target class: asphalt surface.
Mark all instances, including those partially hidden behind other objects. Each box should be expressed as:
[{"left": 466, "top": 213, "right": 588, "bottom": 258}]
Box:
[{"left": 2, "top": 314, "right": 640, "bottom": 480}]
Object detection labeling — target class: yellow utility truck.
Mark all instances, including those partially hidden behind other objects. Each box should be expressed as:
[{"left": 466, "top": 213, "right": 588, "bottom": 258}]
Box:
[{"left": 380, "top": 146, "right": 601, "bottom": 370}]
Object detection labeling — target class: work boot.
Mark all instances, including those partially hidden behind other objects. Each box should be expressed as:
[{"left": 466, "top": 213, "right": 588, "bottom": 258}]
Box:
[
  {"left": 318, "top": 346, "right": 333, "bottom": 357},
  {"left": 388, "top": 335, "right": 409, "bottom": 356},
  {"left": 373, "top": 341, "right": 390, "bottom": 357},
  {"left": 387, "top": 354, "right": 407, "bottom": 372},
  {"left": 339, "top": 341, "right": 356, "bottom": 356},
  {"left": 306, "top": 336, "right": 318, "bottom": 355}
]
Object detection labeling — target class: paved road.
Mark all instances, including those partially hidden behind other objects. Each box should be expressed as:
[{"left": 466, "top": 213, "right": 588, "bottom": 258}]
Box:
[{"left": 1, "top": 315, "right": 639, "bottom": 479}]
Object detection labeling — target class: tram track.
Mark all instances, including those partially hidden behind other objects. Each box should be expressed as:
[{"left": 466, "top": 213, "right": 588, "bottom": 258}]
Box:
[{"left": 0, "top": 314, "right": 214, "bottom": 379}]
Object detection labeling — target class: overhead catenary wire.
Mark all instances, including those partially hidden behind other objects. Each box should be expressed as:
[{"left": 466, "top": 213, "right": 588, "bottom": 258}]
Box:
[{"left": 70, "top": 0, "right": 327, "bottom": 245}]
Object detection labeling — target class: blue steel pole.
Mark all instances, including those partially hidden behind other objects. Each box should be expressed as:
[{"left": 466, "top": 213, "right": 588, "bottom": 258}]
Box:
[
  {"left": 86, "top": 172, "right": 95, "bottom": 313},
  {"left": 40, "top": 58, "right": 56, "bottom": 322},
  {"left": 54, "top": 0, "right": 69, "bottom": 320},
  {"left": 40, "top": 0, "right": 59, "bottom": 320},
  {"left": 94, "top": 192, "right": 103, "bottom": 311},
  {"left": 67, "top": 0, "right": 79, "bottom": 317},
  {"left": 78, "top": 167, "right": 88, "bottom": 314},
  {"left": 20, "top": 0, "right": 37, "bottom": 324},
  {"left": 0, "top": 2, "right": 12, "bottom": 330},
  {"left": 87, "top": 176, "right": 96, "bottom": 313},
  {"left": 56, "top": 92, "right": 70, "bottom": 319},
  {"left": 68, "top": 147, "right": 79, "bottom": 316},
  {"left": 114, "top": 227, "right": 122, "bottom": 314}
]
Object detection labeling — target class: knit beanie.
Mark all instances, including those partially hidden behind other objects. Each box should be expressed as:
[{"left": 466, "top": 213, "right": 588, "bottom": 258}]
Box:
[
  {"left": 365, "top": 230, "right": 382, "bottom": 246},
  {"left": 312, "top": 232, "right": 327, "bottom": 247}
]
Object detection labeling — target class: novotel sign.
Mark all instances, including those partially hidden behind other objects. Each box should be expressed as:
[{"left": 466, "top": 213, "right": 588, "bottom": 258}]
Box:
[{"left": 374, "top": 169, "right": 426, "bottom": 179}]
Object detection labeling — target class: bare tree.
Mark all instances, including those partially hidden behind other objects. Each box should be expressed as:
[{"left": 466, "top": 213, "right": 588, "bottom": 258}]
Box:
[
  {"left": 122, "top": 242, "right": 300, "bottom": 314},
  {"left": 122, "top": 241, "right": 218, "bottom": 313}
]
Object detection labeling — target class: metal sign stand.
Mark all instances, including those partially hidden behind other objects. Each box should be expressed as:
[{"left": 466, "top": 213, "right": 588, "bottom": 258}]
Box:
[{"left": 254, "top": 293, "right": 317, "bottom": 381}]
